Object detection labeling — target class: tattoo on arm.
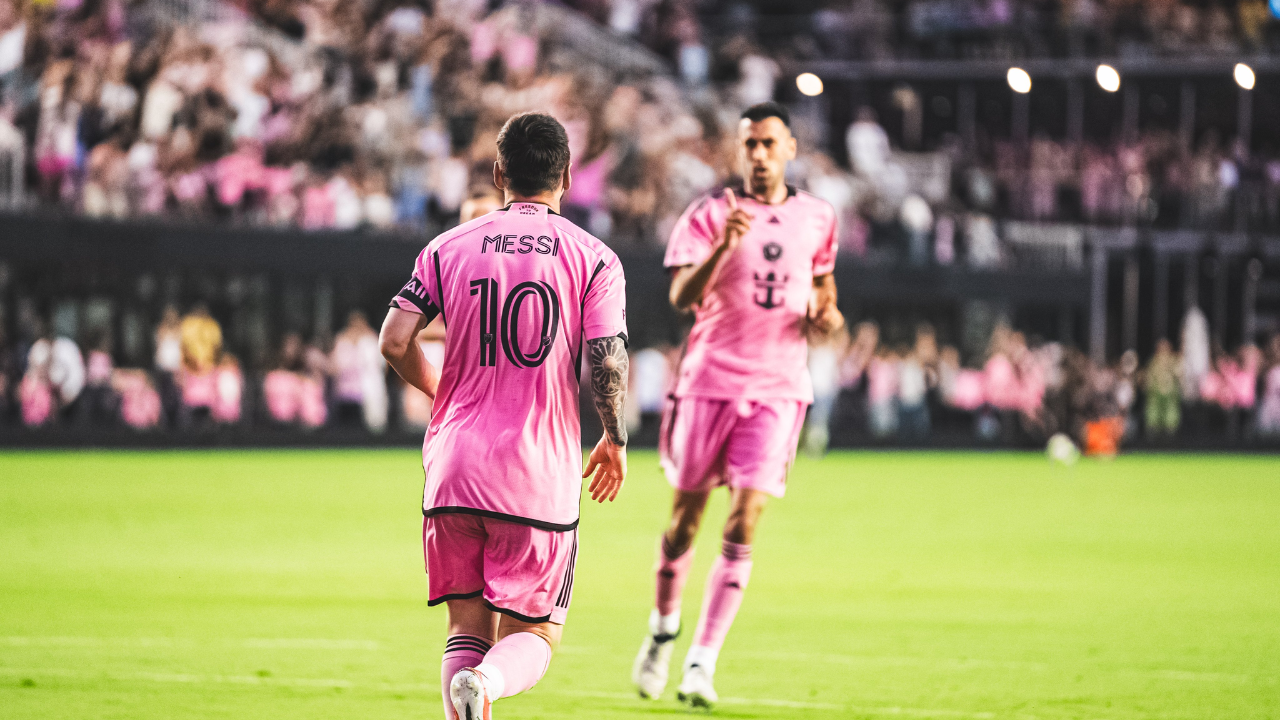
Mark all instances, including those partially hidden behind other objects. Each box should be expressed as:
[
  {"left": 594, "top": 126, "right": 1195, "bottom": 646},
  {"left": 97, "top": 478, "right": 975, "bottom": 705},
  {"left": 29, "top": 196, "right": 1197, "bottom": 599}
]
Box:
[{"left": 587, "top": 335, "right": 629, "bottom": 446}]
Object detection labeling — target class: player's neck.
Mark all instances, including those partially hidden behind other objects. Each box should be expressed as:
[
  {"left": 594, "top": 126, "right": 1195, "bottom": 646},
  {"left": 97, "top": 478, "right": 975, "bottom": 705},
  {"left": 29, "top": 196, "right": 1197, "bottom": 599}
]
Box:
[
  {"left": 503, "top": 191, "right": 561, "bottom": 214},
  {"left": 742, "top": 181, "right": 789, "bottom": 206}
]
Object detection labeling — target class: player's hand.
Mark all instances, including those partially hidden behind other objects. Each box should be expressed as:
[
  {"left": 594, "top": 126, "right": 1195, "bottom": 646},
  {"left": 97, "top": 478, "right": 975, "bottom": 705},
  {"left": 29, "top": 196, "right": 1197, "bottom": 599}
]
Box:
[
  {"left": 806, "top": 293, "right": 845, "bottom": 337},
  {"left": 720, "top": 188, "right": 753, "bottom": 254},
  {"left": 583, "top": 435, "right": 627, "bottom": 503}
]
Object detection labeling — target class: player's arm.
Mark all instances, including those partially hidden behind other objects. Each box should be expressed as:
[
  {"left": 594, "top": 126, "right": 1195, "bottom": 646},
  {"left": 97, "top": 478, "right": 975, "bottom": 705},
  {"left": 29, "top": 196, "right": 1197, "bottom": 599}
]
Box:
[
  {"left": 806, "top": 273, "right": 845, "bottom": 339},
  {"left": 582, "top": 334, "right": 628, "bottom": 503},
  {"left": 378, "top": 307, "right": 440, "bottom": 398},
  {"left": 669, "top": 188, "right": 753, "bottom": 311}
]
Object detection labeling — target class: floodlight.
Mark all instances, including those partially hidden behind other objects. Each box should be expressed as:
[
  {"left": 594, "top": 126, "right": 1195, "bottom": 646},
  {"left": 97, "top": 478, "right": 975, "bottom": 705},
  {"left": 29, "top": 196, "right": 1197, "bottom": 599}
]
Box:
[
  {"left": 1234, "top": 63, "right": 1255, "bottom": 90},
  {"left": 1096, "top": 64, "right": 1121, "bottom": 93},
  {"left": 796, "top": 73, "right": 824, "bottom": 97},
  {"left": 1007, "top": 68, "right": 1031, "bottom": 94}
]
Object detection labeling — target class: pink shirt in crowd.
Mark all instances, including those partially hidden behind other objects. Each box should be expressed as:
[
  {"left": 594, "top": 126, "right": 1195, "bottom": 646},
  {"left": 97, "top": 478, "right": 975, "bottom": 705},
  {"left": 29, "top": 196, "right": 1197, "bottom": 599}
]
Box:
[
  {"left": 664, "top": 187, "right": 837, "bottom": 403},
  {"left": 391, "top": 202, "right": 627, "bottom": 530}
]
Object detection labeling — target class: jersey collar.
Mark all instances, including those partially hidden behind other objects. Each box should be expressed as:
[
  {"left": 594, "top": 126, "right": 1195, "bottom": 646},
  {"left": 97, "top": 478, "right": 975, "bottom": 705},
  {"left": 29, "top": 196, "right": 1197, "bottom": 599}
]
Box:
[
  {"left": 730, "top": 184, "right": 797, "bottom": 206},
  {"left": 502, "top": 201, "right": 561, "bottom": 216}
]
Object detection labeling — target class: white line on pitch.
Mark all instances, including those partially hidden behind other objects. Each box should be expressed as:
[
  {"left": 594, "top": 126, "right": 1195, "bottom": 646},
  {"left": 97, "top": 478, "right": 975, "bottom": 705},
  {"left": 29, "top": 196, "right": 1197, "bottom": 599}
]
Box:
[
  {"left": 0, "top": 636, "right": 380, "bottom": 650},
  {"left": 0, "top": 667, "right": 1000, "bottom": 715},
  {"left": 566, "top": 690, "right": 998, "bottom": 716},
  {"left": 730, "top": 650, "right": 1262, "bottom": 684}
]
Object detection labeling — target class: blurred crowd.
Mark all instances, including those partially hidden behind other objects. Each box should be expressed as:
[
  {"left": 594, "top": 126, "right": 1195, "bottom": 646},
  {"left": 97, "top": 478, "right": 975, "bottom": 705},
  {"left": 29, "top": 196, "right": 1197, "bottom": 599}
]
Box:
[
  {"left": 0, "top": 0, "right": 765, "bottom": 242},
  {"left": 799, "top": 311, "right": 1280, "bottom": 453},
  {"left": 818, "top": 110, "right": 1280, "bottom": 271},
  {"left": 567, "top": 0, "right": 1280, "bottom": 63},
  {"left": 3, "top": 294, "right": 1280, "bottom": 449},
  {"left": 0, "top": 300, "right": 445, "bottom": 434},
  {"left": 0, "top": 0, "right": 1274, "bottom": 255}
]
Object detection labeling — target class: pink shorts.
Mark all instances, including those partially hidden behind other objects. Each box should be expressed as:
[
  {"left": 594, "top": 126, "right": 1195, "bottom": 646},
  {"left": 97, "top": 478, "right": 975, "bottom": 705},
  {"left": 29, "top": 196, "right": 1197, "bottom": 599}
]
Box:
[
  {"left": 423, "top": 513, "right": 578, "bottom": 625},
  {"left": 659, "top": 396, "right": 806, "bottom": 498}
]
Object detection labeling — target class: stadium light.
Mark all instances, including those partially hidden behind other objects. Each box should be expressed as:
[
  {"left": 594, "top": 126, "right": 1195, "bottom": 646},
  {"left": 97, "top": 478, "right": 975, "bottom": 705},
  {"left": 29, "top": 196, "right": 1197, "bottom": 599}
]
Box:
[
  {"left": 1006, "top": 67, "right": 1031, "bottom": 94},
  {"left": 796, "top": 72, "right": 824, "bottom": 97},
  {"left": 1234, "top": 63, "right": 1256, "bottom": 90},
  {"left": 1096, "top": 64, "right": 1121, "bottom": 93}
]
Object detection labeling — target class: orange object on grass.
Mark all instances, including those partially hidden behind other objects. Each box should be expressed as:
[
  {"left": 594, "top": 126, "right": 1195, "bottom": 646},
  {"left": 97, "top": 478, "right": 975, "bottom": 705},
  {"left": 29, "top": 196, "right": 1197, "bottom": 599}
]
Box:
[{"left": 1083, "top": 417, "right": 1124, "bottom": 457}]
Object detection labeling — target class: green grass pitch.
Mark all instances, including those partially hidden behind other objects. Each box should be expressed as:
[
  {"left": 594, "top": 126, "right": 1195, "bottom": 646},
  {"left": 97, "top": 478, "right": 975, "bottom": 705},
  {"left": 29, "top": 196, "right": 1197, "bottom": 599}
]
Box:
[{"left": 1, "top": 450, "right": 1278, "bottom": 719}]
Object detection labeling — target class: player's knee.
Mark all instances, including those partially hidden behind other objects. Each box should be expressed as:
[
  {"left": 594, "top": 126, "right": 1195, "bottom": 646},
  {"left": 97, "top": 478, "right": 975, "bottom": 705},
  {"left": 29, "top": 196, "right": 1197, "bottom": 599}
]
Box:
[{"left": 499, "top": 621, "right": 561, "bottom": 652}]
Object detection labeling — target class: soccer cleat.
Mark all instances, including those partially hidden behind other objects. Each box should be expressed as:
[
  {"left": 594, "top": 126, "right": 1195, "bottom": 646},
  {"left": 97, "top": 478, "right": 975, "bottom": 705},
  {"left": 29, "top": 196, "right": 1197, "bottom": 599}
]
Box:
[
  {"left": 449, "top": 667, "right": 492, "bottom": 720},
  {"left": 676, "top": 663, "right": 718, "bottom": 709},
  {"left": 632, "top": 630, "right": 678, "bottom": 699}
]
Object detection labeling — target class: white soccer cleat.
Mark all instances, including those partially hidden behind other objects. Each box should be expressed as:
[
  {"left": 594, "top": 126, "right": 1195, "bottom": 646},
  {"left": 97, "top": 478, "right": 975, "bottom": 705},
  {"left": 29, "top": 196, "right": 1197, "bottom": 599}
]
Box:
[
  {"left": 449, "top": 667, "right": 492, "bottom": 720},
  {"left": 632, "top": 631, "right": 677, "bottom": 699},
  {"left": 676, "top": 663, "right": 718, "bottom": 709}
]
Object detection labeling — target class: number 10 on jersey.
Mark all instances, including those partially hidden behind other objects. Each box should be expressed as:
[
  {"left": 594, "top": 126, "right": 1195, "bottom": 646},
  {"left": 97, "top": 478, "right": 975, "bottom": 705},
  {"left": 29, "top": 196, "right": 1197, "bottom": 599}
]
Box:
[{"left": 469, "top": 278, "right": 561, "bottom": 369}]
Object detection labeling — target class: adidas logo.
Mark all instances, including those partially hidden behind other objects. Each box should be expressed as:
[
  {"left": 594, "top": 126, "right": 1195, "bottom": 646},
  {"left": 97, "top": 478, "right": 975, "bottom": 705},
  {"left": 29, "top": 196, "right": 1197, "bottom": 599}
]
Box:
[{"left": 768, "top": 216, "right": 780, "bottom": 224}]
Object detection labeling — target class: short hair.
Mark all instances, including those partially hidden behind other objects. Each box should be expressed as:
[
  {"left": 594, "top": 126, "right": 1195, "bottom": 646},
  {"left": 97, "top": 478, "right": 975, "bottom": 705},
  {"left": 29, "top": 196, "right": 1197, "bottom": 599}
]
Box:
[
  {"left": 495, "top": 112, "right": 571, "bottom": 196},
  {"left": 740, "top": 101, "right": 790, "bottom": 128}
]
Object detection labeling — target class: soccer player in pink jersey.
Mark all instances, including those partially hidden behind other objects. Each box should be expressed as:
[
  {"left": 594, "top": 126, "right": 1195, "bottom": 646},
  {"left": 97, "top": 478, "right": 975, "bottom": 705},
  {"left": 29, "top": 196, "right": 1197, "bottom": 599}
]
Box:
[
  {"left": 378, "top": 112, "right": 630, "bottom": 720},
  {"left": 632, "top": 102, "right": 845, "bottom": 708}
]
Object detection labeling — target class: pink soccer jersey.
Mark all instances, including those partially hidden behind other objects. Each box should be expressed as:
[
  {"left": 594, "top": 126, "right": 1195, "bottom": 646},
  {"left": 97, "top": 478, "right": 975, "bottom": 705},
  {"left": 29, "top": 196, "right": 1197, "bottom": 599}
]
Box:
[
  {"left": 391, "top": 202, "right": 627, "bottom": 530},
  {"left": 664, "top": 187, "right": 837, "bottom": 403}
]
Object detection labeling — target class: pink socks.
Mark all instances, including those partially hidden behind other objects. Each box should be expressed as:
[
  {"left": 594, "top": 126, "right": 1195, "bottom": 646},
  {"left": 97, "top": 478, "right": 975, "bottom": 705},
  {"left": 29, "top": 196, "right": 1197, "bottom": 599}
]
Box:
[
  {"left": 655, "top": 535, "right": 696, "bottom": 619},
  {"left": 687, "top": 541, "right": 753, "bottom": 673},
  {"left": 474, "top": 631, "right": 552, "bottom": 699},
  {"left": 441, "top": 635, "right": 490, "bottom": 718}
]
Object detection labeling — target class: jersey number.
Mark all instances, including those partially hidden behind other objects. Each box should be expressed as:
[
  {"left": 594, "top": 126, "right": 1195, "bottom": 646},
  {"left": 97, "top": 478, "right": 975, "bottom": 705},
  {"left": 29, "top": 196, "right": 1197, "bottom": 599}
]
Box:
[{"left": 469, "top": 279, "right": 561, "bottom": 368}]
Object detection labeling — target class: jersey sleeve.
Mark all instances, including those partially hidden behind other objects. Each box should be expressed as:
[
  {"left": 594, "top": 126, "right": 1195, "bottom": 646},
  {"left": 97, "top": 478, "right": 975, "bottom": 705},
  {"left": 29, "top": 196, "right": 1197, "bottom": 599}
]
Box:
[
  {"left": 663, "top": 195, "right": 719, "bottom": 269},
  {"left": 812, "top": 204, "right": 838, "bottom": 276},
  {"left": 389, "top": 249, "right": 442, "bottom": 323},
  {"left": 582, "top": 254, "right": 628, "bottom": 344}
]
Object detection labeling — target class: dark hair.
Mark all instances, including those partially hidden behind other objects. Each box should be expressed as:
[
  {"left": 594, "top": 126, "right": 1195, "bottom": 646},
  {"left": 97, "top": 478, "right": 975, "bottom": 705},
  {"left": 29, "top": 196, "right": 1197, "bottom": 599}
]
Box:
[
  {"left": 740, "top": 101, "right": 790, "bottom": 128},
  {"left": 495, "top": 112, "right": 571, "bottom": 196}
]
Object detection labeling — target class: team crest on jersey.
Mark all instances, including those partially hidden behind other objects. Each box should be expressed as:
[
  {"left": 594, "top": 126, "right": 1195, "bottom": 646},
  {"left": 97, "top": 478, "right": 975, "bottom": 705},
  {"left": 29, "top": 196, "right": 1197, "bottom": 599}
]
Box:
[
  {"left": 762, "top": 242, "right": 783, "bottom": 261},
  {"left": 752, "top": 271, "right": 788, "bottom": 309}
]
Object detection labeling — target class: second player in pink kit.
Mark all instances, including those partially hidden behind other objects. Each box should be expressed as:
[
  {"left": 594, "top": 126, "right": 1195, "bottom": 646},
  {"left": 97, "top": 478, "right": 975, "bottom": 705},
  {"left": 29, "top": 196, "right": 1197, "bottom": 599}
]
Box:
[
  {"left": 380, "top": 112, "right": 630, "bottom": 720},
  {"left": 633, "top": 102, "right": 845, "bottom": 708}
]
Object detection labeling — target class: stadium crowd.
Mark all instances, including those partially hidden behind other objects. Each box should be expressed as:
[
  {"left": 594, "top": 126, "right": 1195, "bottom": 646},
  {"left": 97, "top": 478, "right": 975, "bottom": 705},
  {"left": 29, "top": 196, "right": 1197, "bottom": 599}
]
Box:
[
  {"left": 2, "top": 298, "right": 1279, "bottom": 451},
  {"left": 574, "top": 0, "right": 1280, "bottom": 62},
  {"left": 800, "top": 310, "right": 1280, "bottom": 452},
  {"left": 0, "top": 0, "right": 1277, "bottom": 262}
]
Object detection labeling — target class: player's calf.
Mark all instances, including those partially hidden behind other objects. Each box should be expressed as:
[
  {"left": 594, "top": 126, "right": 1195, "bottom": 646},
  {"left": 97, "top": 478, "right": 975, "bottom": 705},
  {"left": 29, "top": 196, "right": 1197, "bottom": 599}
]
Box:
[
  {"left": 442, "top": 635, "right": 492, "bottom": 719},
  {"left": 449, "top": 631, "right": 553, "bottom": 719},
  {"left": 635, "top": 532, "right": 696, "bottom": 699},
  {"left": 632, "top": 607, "right": 681, "bottom": 699}
]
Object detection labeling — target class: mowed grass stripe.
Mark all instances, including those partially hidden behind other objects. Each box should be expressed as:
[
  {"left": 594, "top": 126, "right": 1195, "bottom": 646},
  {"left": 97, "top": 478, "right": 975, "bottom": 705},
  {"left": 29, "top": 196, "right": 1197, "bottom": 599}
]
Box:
[{"left": 1, "top": 450, "right": 1278, "bottom": 720}]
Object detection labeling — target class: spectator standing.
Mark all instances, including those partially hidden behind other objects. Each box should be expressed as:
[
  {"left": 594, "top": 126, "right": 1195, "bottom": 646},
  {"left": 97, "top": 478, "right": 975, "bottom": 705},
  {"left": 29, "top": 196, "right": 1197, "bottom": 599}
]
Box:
[
  {"left": 82, "top": 332, "right": 118, "bottom": 424},
  {"left": 1258, "top": 335, "right": 1280, "bottom": 437},
  {"left": 897, "top": 346, "right": 929, "bottom": 441},
  {"left": 263, "top": 333, "right": 327, "bottom": 429},
  {"left": 831, "top": 320, "right": 878, "bottom": 443},
  {"left": 330, "top": 311, "right": 388, "bottom": 432},
  {"left": 180, "top": 303, "right": 222, "bottom": 374},
  {"left": 1143, "top": 339, "right": 1182, "bottom": 440},
  {"left": 898, "top": 323, "right": 939, "bottom": 441},
  {"left": 866, "top": 346, "right": 900, "bottom": 439},
  {"left": 1181, "top": 306, "right": 1210, "bottom": 400},
  {"left": 154, "top": 306, "right": 183, "bottom": 425},
  {"left": 25, "top": 323, "right": 85, "bottom": 424},
  {"left": 805, "top": 327, "right": 845, "bottom": 456},
  {"left": 179, "top": 303, "right": 223, "bottom": 427}
]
